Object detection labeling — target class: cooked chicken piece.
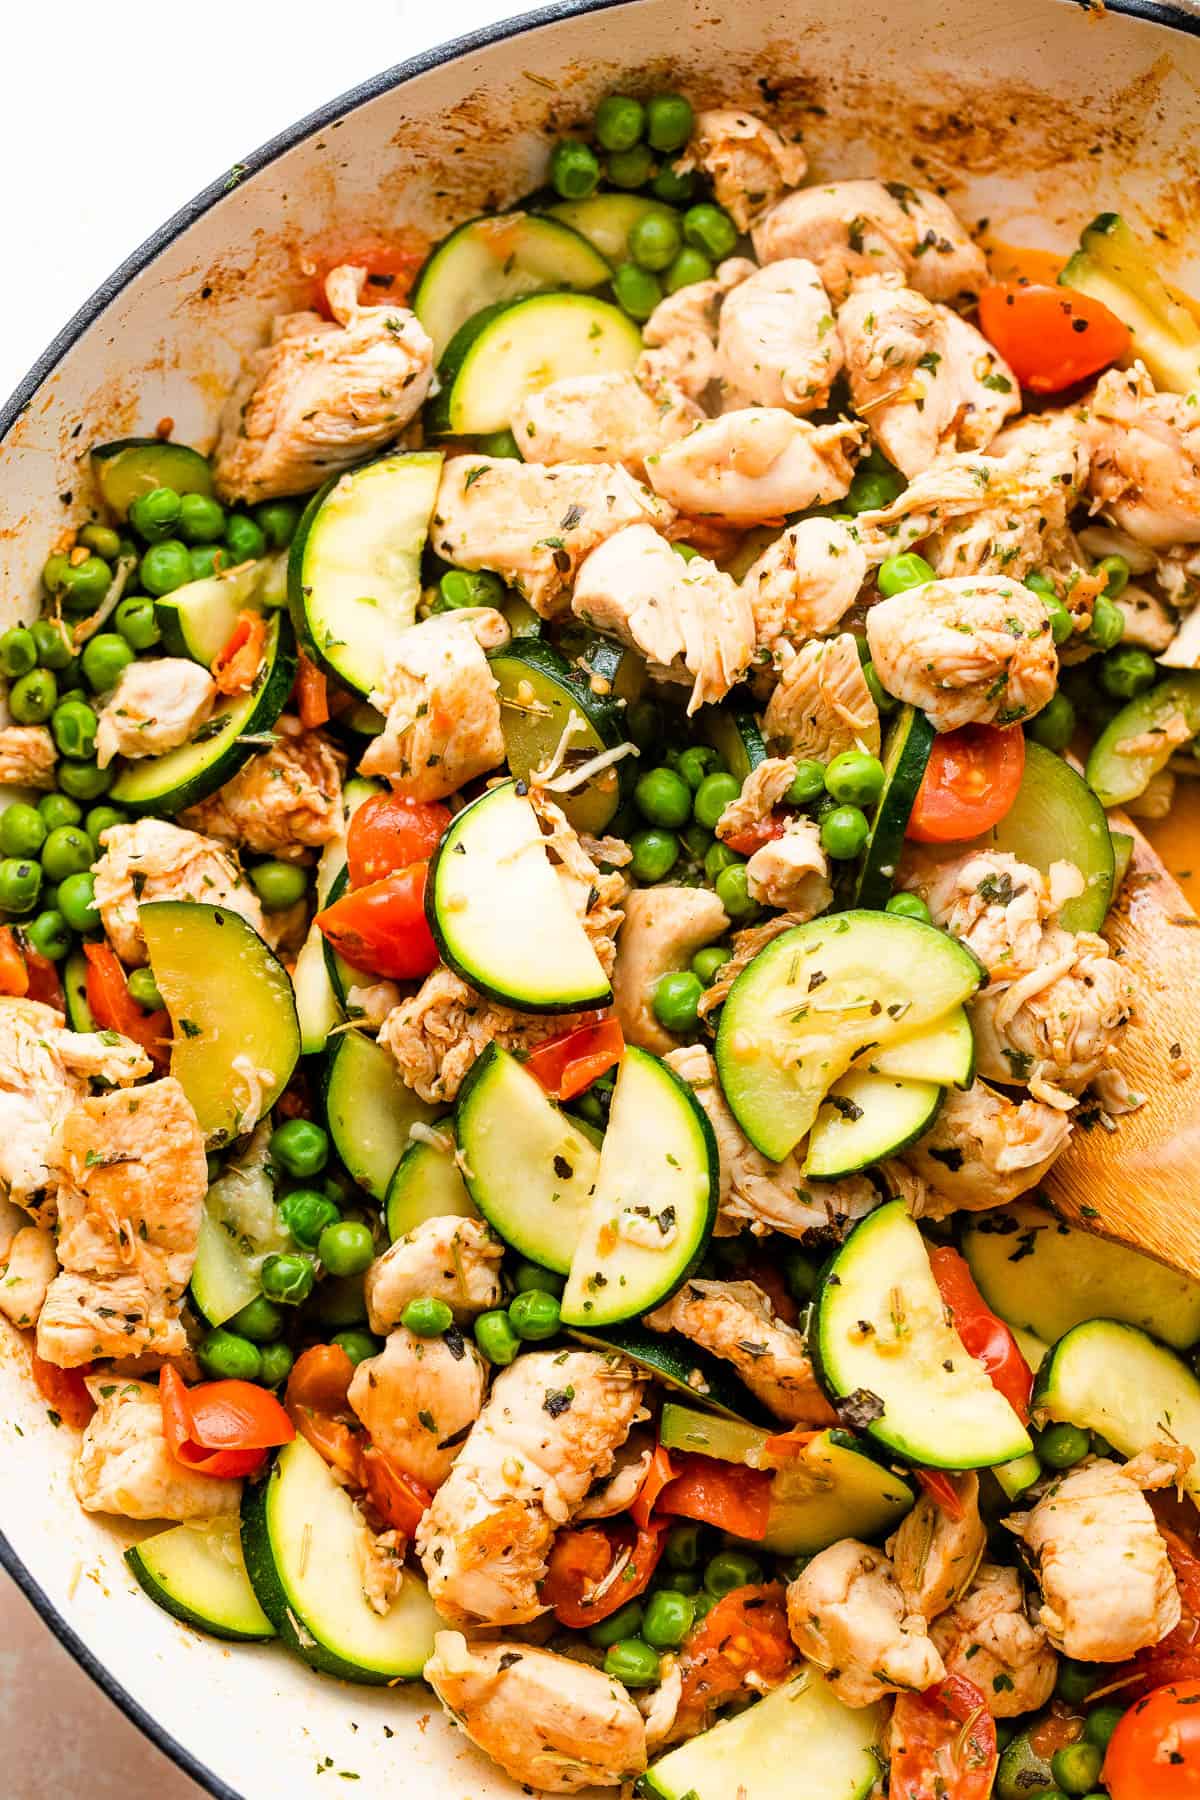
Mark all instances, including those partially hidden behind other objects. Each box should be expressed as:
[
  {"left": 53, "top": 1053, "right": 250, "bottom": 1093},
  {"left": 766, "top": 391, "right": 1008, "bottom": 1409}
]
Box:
[
  {"left": 714, "top": 757, "right": 797, "bottom": 842},
  {"left": 1114, "top": 582, "right": 1178, "bottom": 652},
  {"left": 715, "top": 259, "right": 841, "bottom": 414},
  {"left": 1159, "top": 544, "right": 1200, "bottom": 611},
  {"left": 638, "top": 258, "right": 756, "bottom": 399},
  {"left": 1084, "top": 363, "right": 1200, "bottom": 547},
  {"left": 511, "top": 371, "right": 702, "bottom": 478},
  {"left": 908, "top": 848, "right": 1073, "bottom": 978},
  {"left": 678, "top": 110, "right": 807, "bottom": 231},
  {"left": 348, "top": 1324, "right": 487, "bottom": 1493},
  {"left": 356, "top": 1521, "right": 406, "bottom": 1617},
  {"left": 0, "top": 998, "right": 150, "bottom": 1210},
  {"left": 646, "top": 410, "right": 860, "bottom": 524},
  {"left": 529, "top": 792, "right": 627, "bottom": 978},
  {"left": 752, "top": 179, "right": 988, "bottom": 306},
  {"left": 763, "top": 632, "right": 881, "bottom": 761},
  {"left": 888, "top": 1472, "right": 986, "bottom": 1621},
  {"left": 38, "top": 1272, "right": 187, "bottom": 1367},
  {"left": 696, "top": 910, "right": 802, "bottom": 1020},
  {"left": 745, "top": 818, "right": 832, "bottom": 917},
  {"left": 639, "top": 1659, "right": 682, "bottom": 1751},
  {"left": 93, "top": 818, "right": 264, "bottom": 968},
  {"left": 425, "top": 1632, "right": 647, "bottom": 1792},
  {"left": 646, "top": 1278, "right": 836, "bottom": 1425},
  {"left": 0, "top": 1223, "right": 57, "bottom": 1328},
  {"left": 971, "top": 926, "right": 1134, "bottom": 1106},
  {"left": 73, "top": 1376, "right": 240, "bottom": 1520},
  {"left": 380, "top": 966, "right": 580, "bottom": 1104},
  {"left": 903, "top": 1081, "right": 1072, "bottom": 1215},
  {"left": 742, "top": 518, "right": 868, "bottom": 655},
  {"left": 180, "top": 715, "right": 343, "bottom": 858},
  {"left": 574, "top": 1437, "right": 653, "bottom": 1521},
  {"left": 1009, "top": 1457, "right": 1181, "bottom": 1661},
  {"left": 866, "top": 576, "right": 1056, "bottom": 732},
  {"left": 572, "top": 525, "right": 754, "bottom": 712},
  {"left": 672, "top": 1582, "right": 797, "bottom": 1740},
  {"left": 431, "top": 455, "right": 673, "bottom": 617},
  {"left": 357, "top": 608, "right": 509, "bottom": 799},
  {"left": 0, "top": 724, "right": 56, "bottom": 790},
  {"left": 415, "top": 1351, "right": 644, "bottom": 1627},
  {"left": 213, "top": 265, "right": 433, "bottom": 503},
  {"left": 837, "top": 274, "right": 1018, "bottom": 477},
  {"left": 94, "top": 657, "right": 216, "bottom": 769},
  {"left": 786, "top": 1539, "right": 945, "bottom": 1707},
  {"left": 930, "top": 1563, "right": 1057, "bottom": 1717},
  {"left": 610, "top": 886, "right": 728, "bottom": 1054},
  {"left": 364, "top": 1217, "right": 504, "bottom": 1331}
]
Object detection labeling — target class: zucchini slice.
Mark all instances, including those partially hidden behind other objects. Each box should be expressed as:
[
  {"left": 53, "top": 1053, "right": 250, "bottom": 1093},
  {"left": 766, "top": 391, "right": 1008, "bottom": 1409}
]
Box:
[
  {"left": 428, "top": 779, "right": 612, "bottom": 1011},
  {"left": 805, "top": 1069, "right": 942, "bottom": 1180},
  {"left": 241, "top": 1436, "right": 441, "bottom": 1682},
  {"left": 813, "top": 1199, "right": 1033, "bottom": 1469},
  {"left": 1061, "top": 213, "right": 1200, "bottom": 396},
  {"left": 1110, "top": 828, "right": 1135, "bottom": 893},
  {"left": 975, "top": 741, "right": 1113, "bottom": 932},
  {"left": 714, "top": 912, "right": 983, "bottom": 1162},
  {"left": 854, "top": 704, "right": 935, "bottom": 911},
  {"left": 455, "top": 1044, "right": 600, "bottom": 1271},
  {"left": 412, "top": 211, "right": 611, "bottom": 359},
  {"left": 63, "top": 949, "right": 96, "bottom": 1032},
  {"left": 1086, "top": 672, "right": 1200, "bottom": 808},
  {"left": 91, "top": 437, "right": 213, "bottom": 520},
  {"left": 127, "top": 1517, "right": 274, "bottom": 1643},
  {"left": 190, "top": 1132, "right": 292, "bottom": 1327},
  {"left": 385, "top": 1120, "right": 478, "bottom": 1240},
  {"left": 323, "top": 1030, "right": 439, "bottom": 1202},
  {"left": 153, "top": 560, "right": 268, "bottom": 666},
  {"left": 856, "top": 1006, "right": 974, "bottom": 1087},
  {"left": 567, "top": 1322, "right": 764, "bottom": 1421},
  {"left": 1033, "top": 1319, "right": 1200, "bottom": 1503},
  {"left": 288, "top": 450, "right": 443, "bottom": 699},
  {"left": 546, "top": 194, "right": 682, "bottom": 266},
  {"left": 561, "top": 1047, "right": 718, "bottom": 1328},
  {"left": 490, "top": 637, "right": 627, "bottom": 836},
  {"left": 961, "top": 1200, "right": 1200, "bottom": 1352},
  {"left": 109, "top": 612, "right": 295, "bottom": 814},
  {"left": 428, "top": 293, "right": 642, "bottom": 436},
  {"left": 140, "top": 901, "right": 300, "bottom": 1148},
  {"left": 642, "top": 1666, "right": 885, "bottom": 1800},
  {"left": 697, "top": 699, "right": 768, "bottom": 785}
]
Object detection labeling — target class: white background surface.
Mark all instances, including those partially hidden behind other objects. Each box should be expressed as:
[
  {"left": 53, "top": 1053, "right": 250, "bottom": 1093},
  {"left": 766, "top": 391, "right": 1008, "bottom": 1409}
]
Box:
[{"left": 0, "top": 1, "right": 522, "bottom": 1790}]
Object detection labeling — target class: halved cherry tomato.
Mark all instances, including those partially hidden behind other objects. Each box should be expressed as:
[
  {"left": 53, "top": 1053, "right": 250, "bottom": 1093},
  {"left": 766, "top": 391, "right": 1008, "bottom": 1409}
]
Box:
[
  {"left": 542, "top": 1521, "right": 666, "bottom": 1627},
  {"left": 761, "top": 1426, "right": 822, "bottom": 1464},
  {"left": 655, "top": 1451, "right": 772, "bottom": 1541},
  {"left": 316, "top": 863, "right": 438, "bottom": 981},
  {"left": 284, "top": 1343, "right": 364, "bottom": 1481},
  {"left": 524, "top": 1018, "right": 625, "bottom": 1102},
  {"left": 890, "top": 1674, "right": 998, "bottom": 1800},
  {"left": 160, "top": 1366, "right": 293, "bottom": 1478},
  {"left": 31, "top": 1353, "right": 94, "bottom": 1429},
  {"left": 307, "top": 239, "right": 427, "bottom": 317},
  {"left": 676, "top": 1584, "right": 795, "bottom": 1733},
  {"left": 21, "top": 940, "right": 65, "bottom": 1012},
  {"left": 0, "top": 926, "right": 29, "bottom": 997},
  {"left": 1128, "top": 1523, "right": 1200, "bottom": 1692},
  {"left": 83, "top": 941, "right": 170, "bottom": 1069},
  {"left": 978, "top": 282, "right": 1131, "bottom": 393},
  {"left": 1105, "top": 1680, "right": 1200, "bottom": 1800},
  {"left": 295, "top": 651, "right": 329, "bottom": 729},
  {"left": 630, "top": 1444, "right": 677, "bottom": 1529},
  {"left": 723, "top": 813, "right": 789, "bottom": 858},
  {"left": 361, "top": 1445, "right": 433, "bottom": 1536},
  {"left": 915, "top": 1468, "right": 968, "bottom": 1520},
  {"left": 212, "top": 609, "right": 267, "bottom": 695},
  {"left": 906, "top": 724, "right": 1026, "bottom": 845},
  {"left": 345, "top": 794, "right": 451, "bottom": 887},
  {"left": 929, "top": 1245, "right": 1033, "bottom": 1421}
]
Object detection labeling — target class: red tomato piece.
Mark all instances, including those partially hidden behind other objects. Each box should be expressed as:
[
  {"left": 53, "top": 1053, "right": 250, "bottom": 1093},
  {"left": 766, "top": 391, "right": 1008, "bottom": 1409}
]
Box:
[
  {"left": 890, "top": 1674, "right": 998, "bottom": 1800},
  {"left": 906, "top": 724, "right": 1026, "bottom": 845},
  {"left": 160, "top": 1367, "right": 293, "bottom": 1478},
  {"left": 21, "top": 941, "right": 65, "bottom": 1012},
  {"left": 675, "top": 1584, "right": 796, "bottom": 1735},
  {"left": 524, "top": 1018, "right": 625, "bottom": 1101},
  {"left": 630, "top": 1444, "right": 677, "bottom": 1530},
  {"left": 31, "top": 1354, "right": 95, "bottom": 1429},
  {"left": 929, "top": 1246, "right": 1033, "bottom": 1421},
  {"left": 295, "top": 651, "right": 329, "bottom": 729},
  {"left": 361, "top": 1445, "right": 433, "bottom": 1536},
  {"left": 307, "top": 240, "right": 427, "bottom": 316},
  {"left": 914, "top": 1468, "right": 968, "bottom": 1520},
  {"left": 212, "top": 609, "right": 267, "bottom": 695},
  {"left": 542, "top": 1522, "right": 666, "bottom": 1627},
  {"left": 284, "top": 1344, "right": 364, "bottom": 1482},
  {"left": 83, "top": 941, "right": 171, "bottom": 1069},
  {"left": 345, "top": 794, "right": 450, "bottom": 887},
  {"left": 655, "top": 1451, "right": 772, "bottom": 1541},
  {"left": 1106, "top": 1680, "right": 1200, "bottom": 1800},
  {"left": 0, "top": 926, "right": 29, "bottom": 997},
  {"left": 723, "top": 813, "right": 789, "bottom": 858},
  {"left": 315, "top": 863, "right": 439, "bottom": 981},
  {"left": 1130, "top": 1525, "right": 1200, "bottom": 1693},
  {"left": 978, "top": 282, "right": 1131, "bottom": 394}
]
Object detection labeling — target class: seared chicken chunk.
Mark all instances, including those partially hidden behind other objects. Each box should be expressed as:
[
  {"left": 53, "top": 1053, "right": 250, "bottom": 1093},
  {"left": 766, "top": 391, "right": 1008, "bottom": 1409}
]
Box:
[
  {"left": 866, "top": 576, "right": 1056, "bottom": 732},
  {"left": 903, "top": 1081, "right": 1072, "bottom": 1215},
  {"left": 743, "top": 518, "right": 868, "bottom": 654},
  {"left": 888, "top": 1472, "right": 987, "bottom": 1621},
  {"left": 638, "top": 258, "right": 756, "bottom": 399},
  {"left": 364, "top": 1218, "right": 504, "bottom": 1331},
  {"left": 73, "top": 1376, "right": 240, "bottom": 1520},
  {"left": 910, "top": 849, "right": 1076, "bottom": 980},
  {"left": 786, "top": 1539, "right": 945, "bottom": 1707},
  {"left": 93, "top": 818, "right": 264, "bottom": 968},
  {"left": 358, "top": 608, "right": 509, "bottom": 799},
  {"left": 426, "top": 1632, "right": 647, "bottom": 1793},
  {"left": 530, "top": 792, "right": 627, "bottom": 979},
  {"left": 971, "top": 926, "right": 1134, "bottom": 1106},
  {"left": 348, "top": 1324, "right": 488, "bottom": 1493},
  {"left": 0, "top": 724, "right": 57, "bottom": 790},
  {"left": 714, "top": 756, "right": 798, "bottom": 843},
  {"left": 380, "top": 966, "right": 581, "bottom": 1104},
  {"left": 716, "top": 259, "right": 842, "bottom": 414},
  {"left": 180, "top": 715, "right": 343, "bottom": 859},
  {"left": 415, "top": 1350, "right": 644, "bottom": 1627},
  {"left": 611, "top": 886, "right": 728, "bottom": 1054},
  {"left": 763, "top": 632, "right": 881, "bottom": 761},
  {"left": 745, "top": 818, "right": 832, "bottom": 917},
  {"left": 95, "top": 658, "right": 216, "bottom": 768},
  {"left": 930, "top": 1564, "right": 1057, "bottom": 1717},
  {"left": 0, "top": 1222, "right": 57, "bottom": 1329},
  {"left": 678, "top": 110, "right": 807, "bottom": 231},
  {"left": 511, "top": 371, "right": 702, "bottom": 477},
  {"left": 213, "top": 264, "right": 433, "bottom": 503},
  {"left": 646, "top": 409, "right": 860, "bottom": 523},
  {"left": 646, "top": 1278, "right": 836, "bottom": 1425},
  {"left": 1084, "top": 362, "right": 1200, "bottom": 547}
]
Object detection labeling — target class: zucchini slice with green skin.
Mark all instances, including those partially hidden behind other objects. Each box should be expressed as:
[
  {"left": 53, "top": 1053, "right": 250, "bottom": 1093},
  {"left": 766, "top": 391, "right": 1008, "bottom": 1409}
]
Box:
[
  {"left": 962, "top": 1199, "right": 1200, "bottom": 1352},
  {"left": 567, "top": 1323, "right": 764, "bottom": 1421},
  {"left": 190, "top": 1133, "right": 292, "bottom": 1327},
  {"left": 288, "top": 450, "right": 443, "bottom": 699},
  {"left": 814, "top": 1199, "right": 1033, "bottom": 1469},
  {"left": 140, "top": 901, "right": 300, "bottom": 1148},
  {"left": 546, "top": 195, "right": 682, "bottom": 266},
  {"left": 154, "top": 560, "right": 268, "bottom": 665},
  {"left": 854, "top": 704, "right": 935, "bottom": 910},
  {"left": 109, "top": 612, "right": 295, "bottom": 814},
  {"left": 126, "top": 1517, "right": 274, "bottom": 1643},
  {"left": 1061, "top": 212, "right": 1200, "bottom": 396},
  {"left": 454, "top": 1043, "right": 600, "bottom": 1273},
  {"left": 805, "top": 1068, "right": 943, "bottom": 1180},
  {"left": 323, "top": 1029, "right": 439, "bottom": 1202},
  {"left": 560, "top": 1047, "right": 718, "bottom": 1328},
  {"left": 428, "top": 293, "right": 642, "bottom": 437},
  {"left": 1086, "top": 672, "right": 1200, "bottom": 808},
  {"left": 641, "top": 1666, "right": 885, "bottom": 1800},
  {"left": 1033, "top": 1319, "right": 1200, "bottom": 1503},
  {"left": 428, "top": 780, "right": 612, "bottom": 1012},
  {"left": 412, "top": 211, "right": 611, "bottom": 360},
  {"left": 385, "top": 1120, "right": 478, "bottom": 1240},
  {"left": 490, "top": 636, "right": 628, "bottom": 836},
  {"left": 856, "top": 1006, "right": 974, "bottom": 1087},
  {"left": 697, "top": 699, "right": 767, "bottom": 785},
  {"left": 91, "top": 438, "right": 213, "bottom": 520},
  {"left": 319, "top": 865, "right": 362, "bottom": 1009},
  {"left": 714, "top": 912, "right": 984, "bottom": 1162},
  {"left": 241, "top": 1436, "right": 441, "bottom": 1682},
  {"left": 63, "top": 949, "right": 96, "bottom": 1032},
  {"left": 972, "top": 741, "right": 1113, "bottom": 932},
  {"left": 1110, "top": 828, "right": 1134, "bottom": 893}
]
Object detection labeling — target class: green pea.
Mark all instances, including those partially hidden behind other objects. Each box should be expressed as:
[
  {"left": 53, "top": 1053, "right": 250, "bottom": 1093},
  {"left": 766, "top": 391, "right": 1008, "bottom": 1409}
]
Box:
[
  {"left": 652, "top": 970, "right": 703, "bottom": 1035},
  {"left": 704, "top": 1549, "right": 763, "bottom": 1598},
  {"left": 0, "top": 858, "right": 41, "bottom": 915},
  {"left": 642, "top": 1587, "right": 695, "bottom": 1649},
  {"left": 604, "top": 1639, "right": 660, "bottom": 1687},
  {"left": 1055, "top": 1659, "right": 1105, "bottom": 1707},
  {"left": 821, "top": 804, "right": 870, "bottom": 861},
  {"left": 252, "top": 499, "right": 301, "bottom": 549},
  {"left": 607, "top": 145, "right": 655, "bottom": 189},
  {"left": 258, "top": 1342, "right": 295, "bottom": 1387},
  {"left": 1090, "top": 1433, "right": 1115, "bottom": 1457},
  {"left": 704, "top": 841, "right": 742, "bottom": 882},
  {"left": 714, "top": 862, "right": 757, "bottom": 920},
  {"left": 885, "top": 892, "right": 932, "bottom": 924},
  {"left": 1083, "top": 1703, "right": 1125, "bottom": 1753},
  {"left": 613, "top": 262, "right": 663, "bottom": 321},
  {"left": 646, "top": 93, "right": 694, "bottom": 153},
  {"left": 682, "top": 823, "right": 714, "bottom": 862},
  {"left": 399, "top": 1295, "right": 452, "bottom": 1338},
  {"left": 80, "top": 632, "right": 134, "bottom": 694},
  {"left": 114, "top": 595, "right": 162, "bottom": 650},
  {"left": 477, "top": 429, "right": 522, "bottom": 460},
  {"left": 24, "top": 909, "right": 71, "bottom": 961},
  {"left": 42, "top": 825, "right": 93, "bottom": 882},
  {"left": 635, "top": 766, "right": 692, "bottom": 829},
  {"left": 595, "top": 94, "right": 646, "bottom": 152},
  {"left": 0, "top": 628, "right": 37, "bottom": 680},
  {"left": 682, "top": 203, "right": 738, "bottom": 260},
  {"left": 318, "top": 1220, "right": 375, "bottom": 1278},
  {"left": 674, "top": 747, "right": 719, "bottom": 792},
  {"left": 198, "top": 1328, "right": 262, "bottom": 1381},
  {"left": 39, "top": 792, "right": 81, "bottom": 830},
  {"left": 475, "top": 1308, "right": 521, "bottom": 1366},
  {"left": 1095, "top": 553, "right": 1131, "bottom": 600},
  {"left": 42, "top": 554, "right": 73, "bottom": 597},
  {"left": 550, "top": 139, "right": 601, "bottom": 200},
  {"left": 627, "top": 699, "right": 662, "bottom": 751},
  {"left": 629, "top": 828, "right": 679, "bottom": 884},
  {"left": 1035, "top": 1420, "right": 1091, "bottom": 1470},
  {"left": 333, "top": 1328, "right": 382, "bottom": 1366},
  {"left": 141, "top": 540, "right": 194, "bottom": 597},
  {"left": 57, "top": 759, "right": 112, "bottom": 801},
  {"left": 31, "top": 618, "right": 74, "bottom": 670},
  {"left": 692, "top": 945, "right": 731, "bottom": 987},
  {"left": 224, "top": 514, "right": 267, "bottom": 564},
  {"left": 270, "top": 1117, "right": 330, "bottom": 1179},
  {"left": 250, "top": 859, "right": 309, "bottom": 912},
  {"left": 189, "top": 545, "right": 232, "bottom": 581},
  {"left": 59, "top": 556, "right": 113, "bottom": 615},
  {"left": 630, "top": 211, "right": 683, "bottom": 273},
  {"left": 587, "top": 1599, "right": 645, "bottom": 1648},
  {"left": 279, "top": 1187, "right": 340, "bottom": 1248},
  {"left": 508, "top": 1288, "right": 561, "bottom": 1341},
  {"left": 260, "top": 1252, "right": 315, "bottom": 1305},
  {"left": 665, "top": 1521, "right": 704, "bottom": 1569},
  {"left": 85, "top": 804, "right": 127, "bottom": 848},
  {"left": 512, "top": 1261, "right": 566, "bottom": 1296},
  {"left": 824, "top": 750, "right": 885, "bottom": 808},
  {"left": 229, "top": 1295, "right": 285, "bottom": 1343},
  {"left": 438, "top": 568, "right": 503, "bottom": 610},
  {"left": 654, "top": 167, "right": 697, "bottom": 206},
  {"left": 784, "top": 1249, "right": 820, "bottom": 1304},
  {"left": 693, "top": 771, "right": 741, "bottom": 831},
  {"left": 0, "top": 803, "right": 46, "bottom": 860},
  {"left": 846, "top": 468, "right": 905, "bottom": 514},
  {"left": 692, "top": 1591, "right": 716, "bottom": 1622},
  {"left": 661, "top": 1569, "right": 702, "bottom": 1594},
  {"left": 1088, "top": 592, "right": 1124, "bottom": 651},
  {"left": 784, "top": 759, "right": 825, "bottom": 806},
  {"left": 129, "top": 486, "right": 182, "bottom": 543},
  {"left": 57, "top": 872, "right": 99, "bottom": 935},
  {"left": 10, "top": 669, "right": 58, "bottom": 724},
  {"left": 877, "top": 552, "right": 936, "bottom": 597},
  {"left": 126, "top": 965, "right": 163, "bottom": 1011},
  {"left": 1050, "top": 1742, "right": 1103, "bottom": 1796},
  {"left": 1099, "top": 644, "right": 1157, "bottom": 699},
  {"left": 1027, "top": 692, "right": 1076, "bottom": 751},
  {"left": 78, "top": 523, "right": 123, "bottom": 561},
  {"left": 167, "top": 493, "right": 224, "bottom": 546},
  {"left": 1025, "top": 573, "right": 1074, "bottom": 646}
]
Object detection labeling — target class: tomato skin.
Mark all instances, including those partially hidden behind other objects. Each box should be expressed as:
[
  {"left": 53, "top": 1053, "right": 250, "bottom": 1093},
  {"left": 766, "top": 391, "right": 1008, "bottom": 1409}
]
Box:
[
  {"left": 212, "top": 609, "right": 267, "bottom": 694},
  {"left": 307, "top": 240, "right": 427, "bottom": 317},
  {"left": 524, "top": 1018, "right": 624, "bottom": 1101},
  {"left": 656, "top": 1451, "right": 772, "bottom": 1541},
  {"left": 1129, "top": 1525, "right": 1200, "bottom": 1692},
  {"left": 160, "top": 1367, "right": 293, "bottom": 1478},
  {"left": 676, "top": 1584, "right": 795, "bottom": 1734},
  {"left": 978, "top": 282, "right": 1131, "bottom": 393},
  {"left": 906, "top": 724, "right": 1026, "bottom": 844},
  {"left": 1106, "top": 1680, "right": 1200, "bottom": 1799},
  {"left": 929, "top": 1245, "right": 1033, "bottom": 1420},
  {"left": 84, "top": 941, "right": 171, "bottom": 1069},
  {"left": 316, "top": 863, "right": 439, "bottom": 981},
  {"left": 891, "top": 1674, "right": 998, "bottom": 1800},
  {"left": 724, "top": 813, "right": 789, "bottom": 858},
  {"left": 915, "top": 1468, "right": 968, "bottom": 1519},
  {"left": 22, "top": 942, "right": 65, "bottom": 1012},
  {"left": 345, "top": 794, "right": 450, "bottom": 887},
  {"left": 542, "top": 1522, "right": 666, "bottom": 1626},
  {"left": 295, "top": 652, "right": 329, "bottom": 729},
  {"left": 361, "top": 1445, "right": 433, "bottom": 1536},
  {"left": 0, "top": 926, "right": 29, "bottom": 998},
  {"left": 630, "top": 1444, "right": 676, "bottom": 1530},
  {"left": 31, "top": 1354, "right": 95, "bottom": 1429},
  {"left": 285, "top": 1344, "right": 365, "bottom": 1482}
]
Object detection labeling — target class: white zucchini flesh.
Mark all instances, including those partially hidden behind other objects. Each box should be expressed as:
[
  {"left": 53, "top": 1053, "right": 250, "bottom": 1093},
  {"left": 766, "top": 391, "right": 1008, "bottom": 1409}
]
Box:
[
  {"left": 126, "top": 1518, "right": 274, "bottom": 1642},
  {"left": 856, "top": 1005, "right": 974, "bottom": 1087},
  {"left": 385, "top": 1123, "right": 479, "bottom": 1241},
  {"left": 412, "top": 211, "right": 610, "bottom": 358},
  {"left": 436, "top": 293, "right": 642, "bottom": 435},
  {"left": 805, "top": 1068, "right": 942, "bottom": 1180}
]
